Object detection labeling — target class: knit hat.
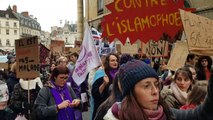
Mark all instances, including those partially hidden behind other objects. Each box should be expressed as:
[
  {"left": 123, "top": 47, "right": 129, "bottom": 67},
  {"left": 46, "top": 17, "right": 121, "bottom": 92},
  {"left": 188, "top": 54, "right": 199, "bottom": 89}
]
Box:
[
  {"left": 118, "top": 60, "right": 158, "bottom": 96},
  {"left": 119, "top": 54, "right": 133, "bottom": 65},
  {"left": 143, "top": 58, "right": 151, "bottom": 65}
]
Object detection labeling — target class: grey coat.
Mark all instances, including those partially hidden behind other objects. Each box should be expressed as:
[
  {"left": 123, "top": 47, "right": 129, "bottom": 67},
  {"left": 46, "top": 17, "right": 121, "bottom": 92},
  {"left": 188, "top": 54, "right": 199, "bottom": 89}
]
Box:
[{"left": 34, "top": 85, "right": 81, "bottom": 120}]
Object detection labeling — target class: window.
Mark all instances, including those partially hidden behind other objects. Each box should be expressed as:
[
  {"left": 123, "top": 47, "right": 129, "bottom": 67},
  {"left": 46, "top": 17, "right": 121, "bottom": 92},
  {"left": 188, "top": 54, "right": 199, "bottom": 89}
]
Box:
[
  {"left": 14, "top": 22, "right": 17, "bottom": 28},
  {"left": 5, "top": 14, "right": 9, "bottom": 19},
  {"left": 21, "top": 19, "right": 24, "bottom": 24},
  {"left": 6, "top": 39, "right": 10, "bottom": 46},
  {"left": 98, "top": 0, "right": 103, "bottom": 15},
  {"left": 14, "top": 30, "right": 17, "bottom": 35},
  {"left": 64, "top": 32, "right": 69, "bottom": 34},
  {"left": 6, "top": 21, "right": 9, "bottom": 27},
  {"left": 6, "top": 29, "right": 9, "bottom": 35}
]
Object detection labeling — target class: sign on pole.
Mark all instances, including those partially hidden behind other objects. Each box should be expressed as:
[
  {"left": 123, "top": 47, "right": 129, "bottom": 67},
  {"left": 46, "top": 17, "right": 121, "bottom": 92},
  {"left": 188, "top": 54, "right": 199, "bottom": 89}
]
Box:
[
  {"left": 121, "top": 44, "right": 138, "bottom": 55},
  {"left": 180, "top": 9, "right": 213, "bottom": 56},
  {"left": 167, "top": 41, "right": 189, "bottom": 71},
  {"left": 72, "top": 25, "right": 102, "bottom": 86},
  {"left": 50, "top": 40, "right": 65, "bottom": 54},
  {"left": 142, "top": 40, "right": 168, "bottom": 57},
  {"left": 15, "top": 36, "right": 40, "bottom": 79},
  {"left": 64, "top": 47, "right": 81, "bottom": 54}
]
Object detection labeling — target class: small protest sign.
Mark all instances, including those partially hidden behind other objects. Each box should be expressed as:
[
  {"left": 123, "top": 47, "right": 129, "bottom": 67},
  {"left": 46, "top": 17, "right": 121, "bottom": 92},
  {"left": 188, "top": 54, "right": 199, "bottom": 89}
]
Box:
[
  {"left": 142, "top": 40, "right": 168, "bottom": 57},
  {"left": 180, "top": 9, "right": 213, "bottom": 56},
  {"left": 15, "top": 36, "right": 40, "bottom": 79},
  {"left": 167, "top": 41, "right": 189, "bottom": 71},
  {"left": 50, "top": 40, "right": 65, "bottom": 54}
]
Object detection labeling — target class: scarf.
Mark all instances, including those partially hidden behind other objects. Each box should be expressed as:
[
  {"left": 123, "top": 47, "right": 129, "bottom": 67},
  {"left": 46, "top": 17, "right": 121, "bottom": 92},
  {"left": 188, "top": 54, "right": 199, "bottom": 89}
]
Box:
[
  {"left": 109, "top": 69, "right": 118, "bottom": 80},
  {"left": 19, "top": 77, "right": 43, "bottom": 90},
  {"left": 143, "top": 105, "right": 167, "bottom": 120},
  {"left": 180, "top": 104, "right": 196, "bottom": 110},
  {"left": 171, "top": 82, "right": 188, "bottom": 105},
  {"left": 50, "top": 81, "right": 75, "bottom": 120}
]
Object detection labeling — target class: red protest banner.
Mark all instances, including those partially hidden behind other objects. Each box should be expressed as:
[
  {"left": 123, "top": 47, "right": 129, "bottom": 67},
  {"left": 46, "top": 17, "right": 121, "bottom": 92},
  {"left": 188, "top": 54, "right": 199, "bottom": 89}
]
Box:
[{"left": 101, "top": 0, "right": 193, "bottom": 44}]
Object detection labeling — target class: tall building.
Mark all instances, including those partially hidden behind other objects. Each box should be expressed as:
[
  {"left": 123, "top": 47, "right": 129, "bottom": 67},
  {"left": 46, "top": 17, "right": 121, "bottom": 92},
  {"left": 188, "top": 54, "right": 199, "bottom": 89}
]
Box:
[
  {"left": 50, "top": 21, "right": 77, "bottom": 48},
  {"left": 12, "top": 5, "right": 41, "bottom": 38},
  {"left": 86, "top": 0, "right": 111, "bottom": 32},
  {"left": 0, "top": 6, "right": 19, "bottom": 51},
  {"left": 0, "top": 5, "right": 41, "bottom": 51}
]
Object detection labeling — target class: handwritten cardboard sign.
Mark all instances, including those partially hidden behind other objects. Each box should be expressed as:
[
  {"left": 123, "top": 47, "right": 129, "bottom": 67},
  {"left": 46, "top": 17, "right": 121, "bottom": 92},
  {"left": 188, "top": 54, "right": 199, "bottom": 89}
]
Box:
[
  {"left": 0, "top": 63, "right": 10, "bottom": 69},
  {"left": 167, "top": 41, "right": 189, "bottom": 71},
  {"left": 142, "top": 40, "right": 168, "bottom": 57},
  {"left": 101, "top": 0, "right": 192, "bottom": 44},
  {"left": 180, "top": 9, "right": 213, "bottom": 56},
  {"left": 50, "top": 40, "right": 65, "bottom": 54},
  {"left": 120, "top": 44, "right": 138, "bottom": 55},
  {"left": 64, "top": 47, "right": 81, "bottom": 54},
  {"left": 15, "top": 36, "right": 40, "bottom": 79}
]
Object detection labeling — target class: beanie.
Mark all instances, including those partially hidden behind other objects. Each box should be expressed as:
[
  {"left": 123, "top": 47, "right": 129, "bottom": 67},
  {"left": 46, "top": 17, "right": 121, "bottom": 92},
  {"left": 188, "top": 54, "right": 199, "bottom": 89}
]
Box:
[
  {"left": 118, "top": 60, "right": 158, "bottom": 96},
  {"left": 120, "top": 54, "right": 133, "bottom": 66},
  {"left": 143, "top": 58, "right": 151, "bottom": 65}
]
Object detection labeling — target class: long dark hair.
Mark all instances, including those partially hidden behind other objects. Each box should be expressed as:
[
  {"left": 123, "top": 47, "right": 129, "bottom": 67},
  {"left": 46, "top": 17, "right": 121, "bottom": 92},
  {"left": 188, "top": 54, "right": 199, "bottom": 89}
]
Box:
[
  {"left": 196, "top": 56, "right": 212, "bottom": 71},
  {"left": 187, "top": 81, "right": 207, "bottom": 105},
  {"left": 103, "top": 53, "right": 119, "bottom": 75},
  {"left": 119, "top": 92, "right": 175, "bottom": 120},
  {"left": 94, "top": 73, "right": 122, "bottom": 120}
]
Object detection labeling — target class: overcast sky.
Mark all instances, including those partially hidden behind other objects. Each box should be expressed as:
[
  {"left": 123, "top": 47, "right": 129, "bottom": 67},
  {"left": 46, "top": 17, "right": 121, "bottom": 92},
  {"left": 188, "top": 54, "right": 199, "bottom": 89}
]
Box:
[{"left": 0, "top": 0, "right": 77, "bottom": 32}]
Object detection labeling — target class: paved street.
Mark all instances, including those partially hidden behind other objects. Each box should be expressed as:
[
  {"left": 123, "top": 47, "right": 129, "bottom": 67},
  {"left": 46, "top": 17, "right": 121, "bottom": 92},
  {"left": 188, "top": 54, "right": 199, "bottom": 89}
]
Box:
[{"left": 82, "top": 108, "right": 90, "bottom": 120}]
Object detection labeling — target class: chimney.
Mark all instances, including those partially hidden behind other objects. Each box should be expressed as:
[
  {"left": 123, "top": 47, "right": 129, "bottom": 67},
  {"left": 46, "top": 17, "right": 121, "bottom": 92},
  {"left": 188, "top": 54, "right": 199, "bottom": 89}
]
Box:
[
  {"left": 21, "top": 11, "right": 29, "bottom": 17},
  {"left": 13, "top": 5, "right": 17, "bottom": 13}
]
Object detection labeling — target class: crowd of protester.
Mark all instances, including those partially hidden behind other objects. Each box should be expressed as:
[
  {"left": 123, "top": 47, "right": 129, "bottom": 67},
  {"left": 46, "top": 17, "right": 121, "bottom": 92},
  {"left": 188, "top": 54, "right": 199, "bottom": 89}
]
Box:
[{"left": 1, "top": 51, "right": 213, "bottom": 120}]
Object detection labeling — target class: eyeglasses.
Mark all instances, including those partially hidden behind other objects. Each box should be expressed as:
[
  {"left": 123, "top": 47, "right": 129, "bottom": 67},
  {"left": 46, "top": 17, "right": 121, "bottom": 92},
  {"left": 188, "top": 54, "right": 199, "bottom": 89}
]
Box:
[
  {"left": 201, "top": 59, "right": 208, "bottom": 62},
  {"left": 59, "top": 76, "right": 68, "bottom": 81}
]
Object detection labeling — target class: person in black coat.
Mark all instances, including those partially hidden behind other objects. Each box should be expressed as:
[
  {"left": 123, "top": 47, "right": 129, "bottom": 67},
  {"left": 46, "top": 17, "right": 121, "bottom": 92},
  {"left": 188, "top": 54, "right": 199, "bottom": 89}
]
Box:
[{"left": 91, "top": 53, "right": 119, "bottom": 120}]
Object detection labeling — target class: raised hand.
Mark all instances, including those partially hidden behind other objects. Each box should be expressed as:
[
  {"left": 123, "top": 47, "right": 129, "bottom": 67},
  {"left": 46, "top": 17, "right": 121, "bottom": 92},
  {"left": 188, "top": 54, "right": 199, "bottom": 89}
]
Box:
[{"left": 103, "top": 75, "right": 109, "bottom": 86}]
